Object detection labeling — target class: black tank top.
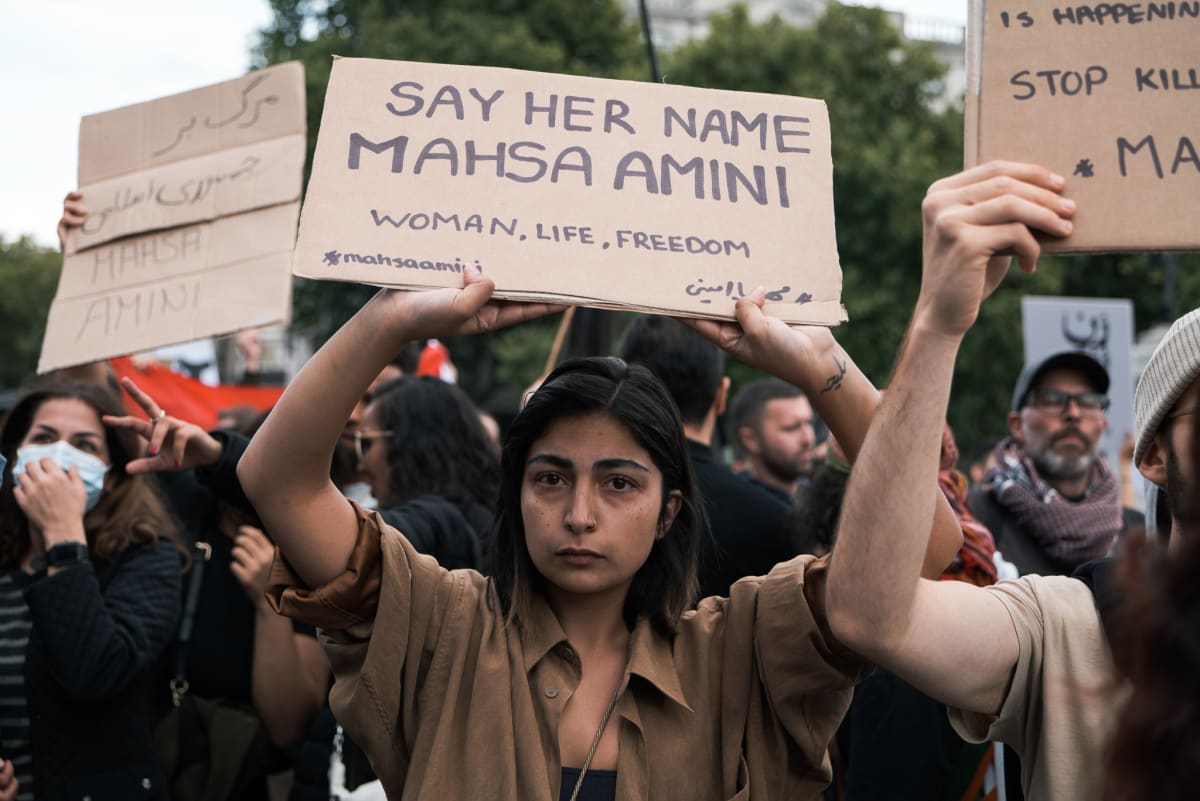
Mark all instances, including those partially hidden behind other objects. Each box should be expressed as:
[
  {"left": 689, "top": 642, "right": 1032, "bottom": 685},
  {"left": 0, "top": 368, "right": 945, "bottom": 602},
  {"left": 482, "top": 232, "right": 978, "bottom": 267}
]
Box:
[{"left": 559, "top": 767, "right": 617, "bottom": 801}]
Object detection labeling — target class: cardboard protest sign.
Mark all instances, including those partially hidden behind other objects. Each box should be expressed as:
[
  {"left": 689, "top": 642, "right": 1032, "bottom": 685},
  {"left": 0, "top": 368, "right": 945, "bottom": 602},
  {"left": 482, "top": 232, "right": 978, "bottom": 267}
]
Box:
[
  {"left": 67, "top": 62, "right": 306, "bottom": 254},
  {"left": 293, "top": 57, "right": 844, "bottom": 325},
  {"left": 1021, "top": 295, "right": 1134, "bottom": 463},
  {"left": 39, "top": 204, "right": 299, "bottom": 373},
  {"left": 39, "top": 63, "right": 305, "bottom": 373},
  {"left": 965, "top": 0, "right": 1200, "bottom": 251}
]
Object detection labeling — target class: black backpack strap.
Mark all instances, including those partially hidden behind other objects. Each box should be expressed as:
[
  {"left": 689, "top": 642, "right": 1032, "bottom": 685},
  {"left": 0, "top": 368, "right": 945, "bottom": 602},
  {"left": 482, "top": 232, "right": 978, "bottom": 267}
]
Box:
[
  {"left": 1071, "top": 557, "right": 1120, "bottom": 644},
  {"left": 173, "top": 541, "right": 213, "bottom": 768}
]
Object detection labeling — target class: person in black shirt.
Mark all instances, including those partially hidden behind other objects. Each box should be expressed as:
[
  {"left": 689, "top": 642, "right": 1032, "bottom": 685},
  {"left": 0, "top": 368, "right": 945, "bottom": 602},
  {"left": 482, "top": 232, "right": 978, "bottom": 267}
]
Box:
[{"left": 618, "top": 316, "right": 797, "bottom": 599}]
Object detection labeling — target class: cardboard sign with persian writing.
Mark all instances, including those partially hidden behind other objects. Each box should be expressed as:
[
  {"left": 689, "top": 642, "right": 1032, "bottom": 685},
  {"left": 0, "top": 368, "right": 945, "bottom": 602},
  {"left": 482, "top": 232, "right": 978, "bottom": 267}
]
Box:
[
  {"left": 966, "top": 0, "right": 1200, "bottom": 251},
  {"left": 294, "top": 57, "right": 844, "bottom": 325},
  {"left": 39, "top": 63, "right": 305, "bottom": 373}
]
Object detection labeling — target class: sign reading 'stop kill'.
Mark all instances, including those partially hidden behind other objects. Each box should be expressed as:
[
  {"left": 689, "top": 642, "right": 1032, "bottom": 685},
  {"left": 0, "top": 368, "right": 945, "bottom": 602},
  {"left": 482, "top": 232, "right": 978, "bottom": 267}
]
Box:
[
  {"left": 293, "top": 57, "right": 845, "bottom": 325},
  {"left": 966, "top": 0, "right": 1200, "bottom": 251}
]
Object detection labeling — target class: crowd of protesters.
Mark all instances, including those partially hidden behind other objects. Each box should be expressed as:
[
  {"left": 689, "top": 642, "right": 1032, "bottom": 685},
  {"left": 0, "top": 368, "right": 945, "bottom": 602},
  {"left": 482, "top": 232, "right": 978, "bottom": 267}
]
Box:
[{"left": 0, "top": 161, "right": 1196, "bottom": 801}]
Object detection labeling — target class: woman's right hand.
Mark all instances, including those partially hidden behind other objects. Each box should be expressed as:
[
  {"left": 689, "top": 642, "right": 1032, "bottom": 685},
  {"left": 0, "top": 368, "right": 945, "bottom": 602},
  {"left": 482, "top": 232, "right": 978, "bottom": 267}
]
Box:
[
  {"left": 0, "top": 757, "right": 18, "bottom": 801},
  {"left": 103, "top": 377, "right": 222, "bottom": 473}
]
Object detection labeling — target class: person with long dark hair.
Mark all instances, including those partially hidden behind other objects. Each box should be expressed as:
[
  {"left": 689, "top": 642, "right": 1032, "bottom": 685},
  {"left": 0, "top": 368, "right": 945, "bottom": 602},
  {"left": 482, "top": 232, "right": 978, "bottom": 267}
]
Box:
[
  {"left": 236, "top": 268, "right": 962, "bottom": 800},
  {"left": 0, "top": 380, "right": 184, "bottom": 801}
]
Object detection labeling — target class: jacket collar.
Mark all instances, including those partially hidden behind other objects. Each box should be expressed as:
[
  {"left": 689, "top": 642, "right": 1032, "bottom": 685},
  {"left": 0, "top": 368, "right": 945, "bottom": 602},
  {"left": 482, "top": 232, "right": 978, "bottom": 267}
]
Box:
[{"left": 520, "top": 592, "right": 692, "bottom": 712}]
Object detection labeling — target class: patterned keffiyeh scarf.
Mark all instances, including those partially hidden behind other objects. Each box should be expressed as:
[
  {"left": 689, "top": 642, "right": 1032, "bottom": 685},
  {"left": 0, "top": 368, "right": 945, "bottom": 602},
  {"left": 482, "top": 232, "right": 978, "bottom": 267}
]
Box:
[
  {"left": 984, "top": 437, "right": 1121, "bottom": 567},
  {"left": 939, "top": 424, "right": 998, "bottom": 586}
]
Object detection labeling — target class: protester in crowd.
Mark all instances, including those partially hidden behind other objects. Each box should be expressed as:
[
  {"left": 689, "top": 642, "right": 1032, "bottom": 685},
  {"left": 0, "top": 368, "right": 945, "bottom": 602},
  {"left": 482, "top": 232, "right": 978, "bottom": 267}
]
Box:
[
  {"left": 0, "top": 380, "right": 185, "bottom": 801},
  {"left": 826, "top": 160, "right": 1200, "bottom": 801},
  {"left": 1106, "top": 414, "right": 1200, "bottom": 801},
  {"left": 351, "top": 375, "right": 498, "bottom": 570},
  {"left": 237, "top": 270, "right": 962, "bottom": 800},
  {"left": 616, "top": 315, "right": 796, "bottom": 598},
  {"left": 337, "top": 344, "right": 423, "bottom": 507},
  {"left": 968, "top": 350, "right": 1123, "bottom": 575},
  {"left": 728, "top": 378, "right": 817, "bottom": 500}
]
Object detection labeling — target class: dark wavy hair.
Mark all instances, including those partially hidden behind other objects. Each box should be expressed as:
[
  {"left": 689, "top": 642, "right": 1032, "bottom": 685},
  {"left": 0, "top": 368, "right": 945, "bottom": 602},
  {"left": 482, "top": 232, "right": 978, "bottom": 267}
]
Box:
[
  {"left": 0, "top": 380, "right": 184, "bottom": 569},
  {"left": 489, "top": 357, "right": 701, "bottom": 637},
  {"left": 368, "top": 376, "right": 499, "bottom": 512},
  {"left": 1104, "top": 417, "right": 1200, "bottom": 801}
]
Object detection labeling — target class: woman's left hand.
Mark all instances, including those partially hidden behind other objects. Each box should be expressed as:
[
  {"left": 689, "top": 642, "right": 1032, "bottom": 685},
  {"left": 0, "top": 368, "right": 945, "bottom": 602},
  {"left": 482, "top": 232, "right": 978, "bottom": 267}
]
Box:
[
  {"left": 12, "top": 458, "right": 88, "bottom": 546},
  {"left": 681, "top": 288, "right": 839, "bottom": 392}
]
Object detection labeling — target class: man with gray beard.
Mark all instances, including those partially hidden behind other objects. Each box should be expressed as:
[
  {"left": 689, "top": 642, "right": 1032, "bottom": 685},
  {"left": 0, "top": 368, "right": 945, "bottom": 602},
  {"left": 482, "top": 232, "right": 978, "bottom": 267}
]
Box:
[{"left": 968, "top": 351, "right": 1124, "bottom": 575}]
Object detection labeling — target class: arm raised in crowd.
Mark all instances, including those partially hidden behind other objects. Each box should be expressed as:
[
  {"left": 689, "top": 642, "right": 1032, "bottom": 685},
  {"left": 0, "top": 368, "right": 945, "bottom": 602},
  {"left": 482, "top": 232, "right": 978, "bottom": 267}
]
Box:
[
  {"left": 238, "top": 270, "right": 559, "bottom": 588},
  {"left": 686, "top": 291, "right": 962, "bottom": 577},
  {"left": 826, "top": 161, "right": 1076, "bottom": 715}
]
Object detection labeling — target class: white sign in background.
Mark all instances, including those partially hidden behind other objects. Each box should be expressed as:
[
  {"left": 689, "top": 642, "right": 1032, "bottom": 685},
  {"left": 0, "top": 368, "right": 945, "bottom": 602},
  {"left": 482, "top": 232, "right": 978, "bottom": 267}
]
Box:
[{"left": 1021, "top": 296, "right": 1134, "bottom": 472}]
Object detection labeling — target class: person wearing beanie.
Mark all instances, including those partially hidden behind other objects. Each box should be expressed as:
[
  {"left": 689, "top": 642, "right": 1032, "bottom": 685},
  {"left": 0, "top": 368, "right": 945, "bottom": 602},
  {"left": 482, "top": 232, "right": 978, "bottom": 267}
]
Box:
[{"left": 821, "top": 161, "right": 1199, "bottom": 801}]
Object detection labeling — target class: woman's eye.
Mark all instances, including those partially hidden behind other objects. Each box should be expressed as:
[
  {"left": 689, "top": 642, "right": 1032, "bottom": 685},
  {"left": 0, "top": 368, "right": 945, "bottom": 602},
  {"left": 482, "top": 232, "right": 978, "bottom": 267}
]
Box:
[
  {"left": 535, "top": 472, "right": 565, "bottom": 487},
  {"left": 31, "top": 433, "right": 53, "bottom": 444},
  {"left": 606, "top": 476, "right": 634, "bottom": 491},
  {"left": 75, "top": 441, "right": 98, "bottom": 453}
]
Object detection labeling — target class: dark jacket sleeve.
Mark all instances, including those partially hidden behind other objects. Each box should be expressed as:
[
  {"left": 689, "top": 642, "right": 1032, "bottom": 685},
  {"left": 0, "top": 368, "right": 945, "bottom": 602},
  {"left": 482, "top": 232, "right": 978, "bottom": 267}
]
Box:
[
  {"left": 194, "top": 428, "right": 258, "bottom": 520},
  {"left": 376, "top": 496, "right": 484, "bottom": 572},
  {"left": 24, "top": 538, "right": 182, "bottom": 701}
]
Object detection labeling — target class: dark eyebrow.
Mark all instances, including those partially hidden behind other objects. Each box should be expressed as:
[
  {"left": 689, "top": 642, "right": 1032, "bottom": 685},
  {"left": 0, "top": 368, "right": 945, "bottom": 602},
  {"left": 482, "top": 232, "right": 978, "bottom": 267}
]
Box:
[
  {"left": 528, "top": 453, "right": 573, "bottom": 470},
  {"left": 594, "top": 458, "right": 650, "bottom": 473},
  {"left": 527, "top": 454, "right": 650, "bottom": 474},
  {"left": 32, "top": 423, "right": 60, "bottom": 436}
]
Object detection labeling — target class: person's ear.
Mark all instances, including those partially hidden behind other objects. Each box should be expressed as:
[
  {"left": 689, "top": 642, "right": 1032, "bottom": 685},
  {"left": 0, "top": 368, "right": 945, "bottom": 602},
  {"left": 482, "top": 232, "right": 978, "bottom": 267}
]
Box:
[
  {"left": 1006, "top": 411, "right": 1024, "bottom": 442},
  {"left": 737, "top": 424, "right": 759, "bottom": 456},
  {"left": 714, "top": 377, "right": 731, "bottom": 417},
  {"left": 1137, "top": 432, "right": 1169, "bottom": 489},
  {"left": 658, "top": 490, "right": 682, "bottom": 539}
]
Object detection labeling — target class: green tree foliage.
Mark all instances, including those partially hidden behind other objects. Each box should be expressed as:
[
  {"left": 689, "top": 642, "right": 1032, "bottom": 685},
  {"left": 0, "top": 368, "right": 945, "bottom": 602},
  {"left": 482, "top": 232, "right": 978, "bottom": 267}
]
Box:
[
  {"left": 667, "top": 3, "right": 1200, "bottom": 458},
  {"left": 0, "top": 237, "right": 62, "bottom": 389},
  {"left": 253, "top": 0, "right": 644, "bottom": 404}
]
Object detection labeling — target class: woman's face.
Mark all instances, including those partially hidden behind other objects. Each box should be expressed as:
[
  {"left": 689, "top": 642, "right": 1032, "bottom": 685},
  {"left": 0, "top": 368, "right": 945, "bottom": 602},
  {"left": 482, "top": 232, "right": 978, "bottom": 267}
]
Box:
[
  {"left": 21, "top": 398, "right": 110, "bottom": 465},
  {"left": 520, "top": 411, "right": 679, "bottom": 609},
  {"left": 359, "top": 402, "right": 392, "bottom": 503}
]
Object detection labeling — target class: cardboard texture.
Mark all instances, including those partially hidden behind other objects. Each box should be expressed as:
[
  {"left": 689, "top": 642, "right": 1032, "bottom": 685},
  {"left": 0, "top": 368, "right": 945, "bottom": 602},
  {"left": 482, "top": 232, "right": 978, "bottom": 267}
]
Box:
[
  {"left": 294, "top": 57, "right": 845, "bottom": 325},
  {"left": 41, "top": 63, "right": 305, "bottom": 373},
  {"left": 966, "top": 0, "right": 1200, "bottom": 251},
  {"left": 66, "top": 61, "right": 306, "bottom": 254},
  {"left": 39, "top": 204, "right": 300, "bottom": 373}
]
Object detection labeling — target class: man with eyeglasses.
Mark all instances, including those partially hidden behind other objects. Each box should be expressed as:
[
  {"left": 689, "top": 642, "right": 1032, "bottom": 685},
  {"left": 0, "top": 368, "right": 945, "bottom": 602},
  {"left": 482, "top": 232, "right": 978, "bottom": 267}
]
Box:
[{"left": 967, "top": 350, "right": 1124, "bottom": 576}]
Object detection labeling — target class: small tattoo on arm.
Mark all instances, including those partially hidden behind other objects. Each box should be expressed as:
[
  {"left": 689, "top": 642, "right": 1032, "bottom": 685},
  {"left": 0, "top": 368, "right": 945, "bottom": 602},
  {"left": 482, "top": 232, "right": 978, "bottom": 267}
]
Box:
[{"left": 821, "top": 354, "right": 847, "bottom": 394}]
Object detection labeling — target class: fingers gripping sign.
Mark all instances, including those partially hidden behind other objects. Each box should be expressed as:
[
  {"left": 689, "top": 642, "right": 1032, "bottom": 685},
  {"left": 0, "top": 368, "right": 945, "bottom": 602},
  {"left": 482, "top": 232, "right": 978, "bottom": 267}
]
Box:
[
  {"left": 57, "top": 190, "right": 87, "bottom": 252},
  {"left": 917, "top": 161, "right": 1076, "bottom": 338},
  {"left": 102, "top": 377, "right": 222, "bottom": 473},
  {"left": 380, "top": 266, "right": 565, "bottom": 343}
]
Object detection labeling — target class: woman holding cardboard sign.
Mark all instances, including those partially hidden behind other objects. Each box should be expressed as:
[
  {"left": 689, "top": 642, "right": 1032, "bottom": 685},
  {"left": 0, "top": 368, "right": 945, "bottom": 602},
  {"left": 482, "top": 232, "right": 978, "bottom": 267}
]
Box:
[{"left": 239, "top": 265, "right": 960, "bottom": 800}]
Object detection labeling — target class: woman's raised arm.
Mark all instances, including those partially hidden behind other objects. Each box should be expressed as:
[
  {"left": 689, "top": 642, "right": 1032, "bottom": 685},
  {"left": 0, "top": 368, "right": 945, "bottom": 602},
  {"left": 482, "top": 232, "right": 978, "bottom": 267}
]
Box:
[{"left": 238, "top": 270, "right": 559, "bottom": 588}]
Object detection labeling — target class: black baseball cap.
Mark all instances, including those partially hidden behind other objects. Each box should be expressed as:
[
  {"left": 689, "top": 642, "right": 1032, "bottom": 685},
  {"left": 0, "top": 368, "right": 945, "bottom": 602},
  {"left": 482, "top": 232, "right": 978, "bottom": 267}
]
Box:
[{"left": 1011, "top": 351, "right": 1110, "bottom": 412}]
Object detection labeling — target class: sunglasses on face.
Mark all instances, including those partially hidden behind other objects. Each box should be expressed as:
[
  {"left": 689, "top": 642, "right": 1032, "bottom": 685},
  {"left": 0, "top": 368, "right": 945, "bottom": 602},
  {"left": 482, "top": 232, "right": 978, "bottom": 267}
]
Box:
[
  {"left": 352, "top": 429, "right": 394, "bottom": 462},
  {"left": 1024, "top": 389, "right": 1110, "bottom": 416}
]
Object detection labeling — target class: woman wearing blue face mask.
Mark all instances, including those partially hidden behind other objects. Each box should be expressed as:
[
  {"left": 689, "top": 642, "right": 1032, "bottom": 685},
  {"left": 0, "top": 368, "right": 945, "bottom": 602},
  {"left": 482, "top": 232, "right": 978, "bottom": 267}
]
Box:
[{"left": 0, "top": 380, "right": 185, "bottom": 801}]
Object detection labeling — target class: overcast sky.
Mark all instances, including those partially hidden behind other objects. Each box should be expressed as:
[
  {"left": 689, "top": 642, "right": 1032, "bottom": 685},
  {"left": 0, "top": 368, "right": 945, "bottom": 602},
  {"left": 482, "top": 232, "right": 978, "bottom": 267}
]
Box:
[{"left": 1, "top": 0, "right": 968, "bottom": 248}]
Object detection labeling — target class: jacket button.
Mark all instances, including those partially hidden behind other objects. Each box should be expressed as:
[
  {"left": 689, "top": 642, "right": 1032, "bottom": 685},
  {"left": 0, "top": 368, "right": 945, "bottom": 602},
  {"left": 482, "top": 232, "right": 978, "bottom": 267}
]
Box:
[
  {"left": 545, "top": 686, "right": 559, "bottom": 698},
  {"left": 142, "top": 778, "right": 153, "bottom": 790},
  {"left": 558, "top": 645, "right": 576, "bottom": 662}
]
